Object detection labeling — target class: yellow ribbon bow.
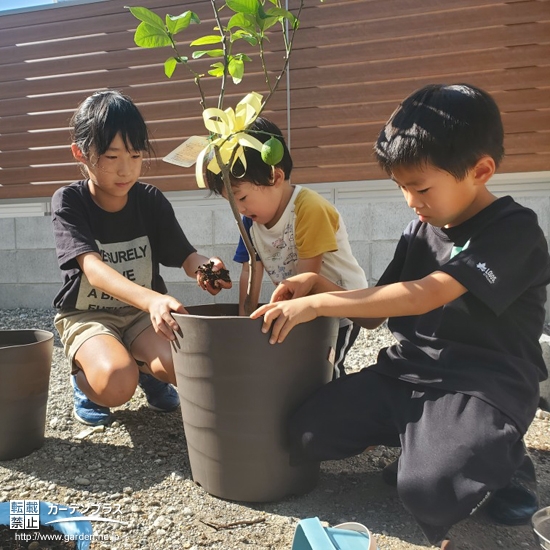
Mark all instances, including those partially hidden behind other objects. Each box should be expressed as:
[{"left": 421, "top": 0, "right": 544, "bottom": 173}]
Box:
[{"left": 195, "top": 92, "right": 264, "bottom": 188}]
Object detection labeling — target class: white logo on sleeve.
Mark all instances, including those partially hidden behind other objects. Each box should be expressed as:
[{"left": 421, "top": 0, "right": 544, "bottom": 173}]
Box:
[{"left": 476, "top": 262, "right": 497, "bottom": 284}]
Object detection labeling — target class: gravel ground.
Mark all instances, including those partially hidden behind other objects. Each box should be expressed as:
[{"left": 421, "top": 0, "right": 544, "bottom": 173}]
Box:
[{"left": 1, "top": 308, "right": 549, "bottom": 550}]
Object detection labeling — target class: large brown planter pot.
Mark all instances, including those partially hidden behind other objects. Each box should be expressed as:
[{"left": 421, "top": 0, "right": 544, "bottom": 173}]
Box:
[
  {"left": 0, "top": 330, "right": 53, "bottom": 461},
  {"left": 172, "top": 304, "right": 339, "bottom": 502}
]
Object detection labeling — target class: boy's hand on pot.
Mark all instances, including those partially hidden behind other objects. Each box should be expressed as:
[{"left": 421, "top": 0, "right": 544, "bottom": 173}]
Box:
[
  {"left": 149, "top": 295, "right": 187, "bottom": 340},
  {"left": 250, "top": 297, "right": 318, "bottom": 344},
  {"left": 270, "top": 273, "right": 318, "bottom": 302}
]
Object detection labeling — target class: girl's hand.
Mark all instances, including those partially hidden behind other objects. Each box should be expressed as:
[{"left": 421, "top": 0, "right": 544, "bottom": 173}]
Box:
[
  {"left": 270, "top": 273, "right": 319, "bottom": 302},
  {"left": 250, "top": 296, "right": 318, "bottom": 344},
  {"left": 196, "top": 257, "right": 233, "bottom": 295},
  {"left": 149, "top": 294, "right": 187, "bottom": 340}
]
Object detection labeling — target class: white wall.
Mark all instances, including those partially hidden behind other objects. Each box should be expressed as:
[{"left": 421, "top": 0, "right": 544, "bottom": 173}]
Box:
[{"left": 0, "top": 172, "right": 549, "bottom": 319}]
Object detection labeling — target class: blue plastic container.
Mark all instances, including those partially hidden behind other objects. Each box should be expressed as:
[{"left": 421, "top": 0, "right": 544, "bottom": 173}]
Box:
[{"left": 292, "top": 517, "right": 378, "bottom": 550}]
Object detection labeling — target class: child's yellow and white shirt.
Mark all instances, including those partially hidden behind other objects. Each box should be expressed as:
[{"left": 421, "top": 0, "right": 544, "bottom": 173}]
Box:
[{"left": 233, "top": 185, "right": 367, "bottom": 291}]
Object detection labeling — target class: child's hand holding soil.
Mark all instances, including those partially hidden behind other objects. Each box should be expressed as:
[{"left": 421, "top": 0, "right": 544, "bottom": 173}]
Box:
[{"left": 196, "top": 259, "right": 232, "bottom": 294}]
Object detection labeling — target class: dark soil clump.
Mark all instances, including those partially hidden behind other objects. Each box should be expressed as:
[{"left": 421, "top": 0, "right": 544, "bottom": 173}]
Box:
[{"left": 196, "top": 261, "right": 231, "bottom": 288}]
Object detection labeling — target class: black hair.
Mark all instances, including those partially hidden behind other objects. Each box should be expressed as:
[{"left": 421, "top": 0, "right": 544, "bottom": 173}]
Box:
[
  {"left": 204, "top": 116, "right": 293, "bottom": 195},
  {"left": 70, "top": 90, "right": 153, "bottom": 158},
  {"left": 374, "top": 84, "right": 504, "bottom": 179}
]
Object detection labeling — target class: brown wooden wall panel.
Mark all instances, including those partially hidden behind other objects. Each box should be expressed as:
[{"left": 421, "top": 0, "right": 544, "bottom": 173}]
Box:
[
  {"left": 303, "top": 1, "right": 545, "bottom": 35},
  {"left": 298, "top": 5, "right": 543, "bottom": 43},
  {"left": 292, "top": 11, "right": 548, "bottom": 67},
  {"left": 296, "top": 0, "right": 526, "bottom": 28},
  {"left": 0, "top": 0, "right": 548, "bottom": 199},
  {"left": 2, "top": 68, "right": 548, "bottom": 119},
  {"left": 505, "top": 133, "right": 550, "bottom": 155},
  {"left": 291, "top": 45, "right": 550, "bottom": 89},
  {"left": 500, "top": 154, "right": 550, "bottom": 173},
  {"left": 0, "top": 1, "right": 215, "bottom": 46}
]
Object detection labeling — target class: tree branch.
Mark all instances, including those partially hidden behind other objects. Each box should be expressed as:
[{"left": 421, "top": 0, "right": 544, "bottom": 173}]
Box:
[
  {"left": 260, "top": 0, "right": 304, "bottom": 113},
  {"left": 213, "top": 145, "right": 258, "bottom": 316},
  {"left": 211, "top": 0, "right": 228, "bottom": 109}
]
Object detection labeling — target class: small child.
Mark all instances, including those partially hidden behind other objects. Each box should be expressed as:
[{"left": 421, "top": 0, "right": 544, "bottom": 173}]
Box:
[
  {"left": 52, "top": 90, "right": 231, "bottom": 426},
  {"left": 252, "top": 84, "right": 550, "bottom": 548},
  {"left": 205, "top": 117, "right": 368, "bottom": 378}
]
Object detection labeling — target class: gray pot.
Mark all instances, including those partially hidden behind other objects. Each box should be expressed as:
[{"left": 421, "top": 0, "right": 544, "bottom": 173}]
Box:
[
  {"left": 0, "top": 330, "right": 53, "bottom": 461},
  {"left": 172, "top": 304, "right": 339, "bottom": 502}
]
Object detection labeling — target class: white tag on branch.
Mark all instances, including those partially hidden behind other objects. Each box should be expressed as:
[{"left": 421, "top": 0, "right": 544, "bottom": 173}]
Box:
[{"left": 163, "top": 136, "right": 210, "bottom": 167}]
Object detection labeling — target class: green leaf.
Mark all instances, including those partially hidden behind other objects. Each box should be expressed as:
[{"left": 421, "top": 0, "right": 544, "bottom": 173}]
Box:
[
  {"left": 166, "top": 11, "right": 200, "bottom": 35},
  {"left": 234, "top": 53, "right": 252, "bottom": 62},
  {"left": 126, "top": 6, "right": 165, "bottom": 30},
  {"left": 256, "top": 2, "right": 269, "bottom": 19},
  {"left": 226, "top": 0, "right": 259, "bottom": 15},
  {"left": 208, "top": 62, "right": 225, "bottom": 78},
  {"left": 134, "top": 22, "right": 172, "bottom": 48},
  {"left": 164, "top": 57, "right": 178, "bottom": 78},
  {"left": 232, "top": 30, "right": 258, "bottom": 46},
  {"left": 204, "top": 49, "right": 224, "bottom": 57},
  {"left": 190, "top": 35, "right": 223, "bottom": 46},
  {"left": 258, "top": 15, "right": 278, "bottom": 31},
  {"left": 256, "top": 3, "right": 279, "bottom": 31},
  {"left": 227, "top": 12, "right": 256, "bottom": 32},
  {"left": 265, "top": 6, "right": 297, "bottom": 26},
  {"left": 228, "top": 58, "right": 244, "bottom": 84},
  {"left": 227, "top": 13, "right": 258, "bottom": 36},
  {"left": 192, "top": 49, "right": 224, "bottom": 59}
]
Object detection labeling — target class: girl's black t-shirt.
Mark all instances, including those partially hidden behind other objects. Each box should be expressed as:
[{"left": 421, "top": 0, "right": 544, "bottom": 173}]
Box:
[
  {"left": 372, "top": 196, "right": 550, "bottom": 432},
  {"left": 51, "top": 180, "right": 196, "bottom": 311}
]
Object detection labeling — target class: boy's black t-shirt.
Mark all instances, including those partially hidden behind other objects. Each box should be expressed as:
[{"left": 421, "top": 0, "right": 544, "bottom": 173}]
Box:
[
  {"left": 51, "top": 180, "right": 196, "bottom": 311},
  {"left": 372, "top": 196, "right": 550, "bottom": 433}
]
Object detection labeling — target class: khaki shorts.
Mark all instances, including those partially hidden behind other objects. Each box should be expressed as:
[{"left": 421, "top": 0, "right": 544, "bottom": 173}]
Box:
[{"left": 54, "top": 307, "right": 152, "bottom": 374}]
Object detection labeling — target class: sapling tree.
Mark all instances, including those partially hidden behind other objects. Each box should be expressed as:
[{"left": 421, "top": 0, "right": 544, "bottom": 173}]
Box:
[{"left": 128, "top": 0, "right": 308, "bottom": 315}]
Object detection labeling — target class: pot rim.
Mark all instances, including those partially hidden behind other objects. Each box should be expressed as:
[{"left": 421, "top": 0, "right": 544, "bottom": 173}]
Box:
[
  {"left": 532, "top": 506, "right": 550, "bottom": 544},
  {"left": 0, "top": 329, "right": 53, "bottom": 350},
  {"left": 173, "top": 312, "right": 254, "bottom": 321},
  {"left": 0, "top": 329, "right": 53, "bottom": 335}
]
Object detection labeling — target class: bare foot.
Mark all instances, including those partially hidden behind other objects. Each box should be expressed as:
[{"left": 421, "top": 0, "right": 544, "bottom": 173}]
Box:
[{"left": 440, "top": 540, "right": 455, "bottom": 550}]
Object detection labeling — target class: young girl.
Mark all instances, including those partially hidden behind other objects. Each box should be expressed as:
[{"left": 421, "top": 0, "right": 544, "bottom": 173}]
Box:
[{"left": 52, "top": 90, "right": 231, "bottom": 426}]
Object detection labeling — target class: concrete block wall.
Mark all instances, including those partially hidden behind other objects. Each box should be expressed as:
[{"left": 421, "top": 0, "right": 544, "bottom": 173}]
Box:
[
  {"left": 0, "top": 216, "right": 60, "bottom": 308},
  {"left": 0, "top": 172, "right": 549, "bottom": 319}
]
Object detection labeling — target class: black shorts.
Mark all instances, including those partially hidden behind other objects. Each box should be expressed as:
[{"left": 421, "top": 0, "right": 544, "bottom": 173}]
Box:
[{"left": 288, "top": 369, "right": 524, "bottom": 544}]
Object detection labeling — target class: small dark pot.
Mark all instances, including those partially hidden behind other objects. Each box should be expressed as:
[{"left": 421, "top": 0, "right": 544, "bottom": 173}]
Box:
[
  {"left": 0, "top": 330, "right": 53, "bottom": 461},
  {"left": 172, "top": 304, "right": 339, "bottom": 502}
]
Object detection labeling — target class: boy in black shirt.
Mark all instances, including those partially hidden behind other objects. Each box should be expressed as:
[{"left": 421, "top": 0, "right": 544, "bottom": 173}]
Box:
[{"left": 252, "top": 84, "right": 550, "bottom": 548}]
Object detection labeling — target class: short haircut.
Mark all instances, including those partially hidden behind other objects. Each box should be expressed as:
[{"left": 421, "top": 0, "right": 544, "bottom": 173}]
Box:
[
  {"left": 70, "top": 90, "right": 153, "bottom": 158},
  {"left": 205, "top": 117, "right": 293, "bottom": 195},
  {"left": 374, "top": 84, "right": 505, "bottom": 179}
]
